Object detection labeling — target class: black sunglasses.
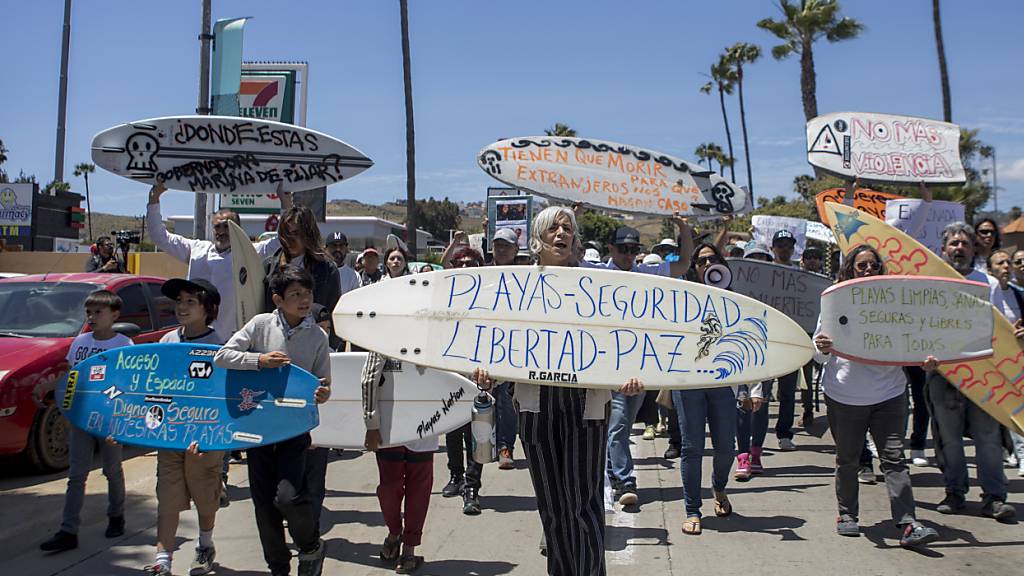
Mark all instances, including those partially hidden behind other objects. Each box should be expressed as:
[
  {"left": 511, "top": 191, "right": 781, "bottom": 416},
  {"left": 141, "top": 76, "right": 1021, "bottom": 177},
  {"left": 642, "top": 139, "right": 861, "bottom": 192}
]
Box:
[
  {"left": 453, "top": 259, "right": 479, "bottom": 268},
  {"left": 855, "top": 261, "right": 881, "bottom": 272},
  {"left": 977, "top": 228, "right": 996, "bottom": 236},
  {"left": 695, "top": 255, "right": 722, "bottom": 266},
  {"left": 616, "top": 244, "right": 641, "bottom": 255}
]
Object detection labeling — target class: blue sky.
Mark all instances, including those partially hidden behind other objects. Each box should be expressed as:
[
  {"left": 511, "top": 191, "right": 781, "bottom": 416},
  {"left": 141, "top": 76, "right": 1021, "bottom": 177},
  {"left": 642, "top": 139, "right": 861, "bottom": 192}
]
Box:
[{"left": 1, "top": 0, "right": 1021, "bottom": 219}]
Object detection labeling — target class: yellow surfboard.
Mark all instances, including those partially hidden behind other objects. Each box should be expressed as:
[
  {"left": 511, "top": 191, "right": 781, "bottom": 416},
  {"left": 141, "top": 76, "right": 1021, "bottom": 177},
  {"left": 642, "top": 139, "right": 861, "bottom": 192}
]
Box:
[{"left": 822, "top": 201, "right": 1023, "bottom": 435}]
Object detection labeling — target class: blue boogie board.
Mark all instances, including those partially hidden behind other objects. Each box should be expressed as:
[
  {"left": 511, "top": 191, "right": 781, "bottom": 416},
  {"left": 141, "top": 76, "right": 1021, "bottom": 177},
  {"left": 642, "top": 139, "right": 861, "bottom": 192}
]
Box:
[{"left": 56, "top": 343, "right": 320, "bottom": 451}]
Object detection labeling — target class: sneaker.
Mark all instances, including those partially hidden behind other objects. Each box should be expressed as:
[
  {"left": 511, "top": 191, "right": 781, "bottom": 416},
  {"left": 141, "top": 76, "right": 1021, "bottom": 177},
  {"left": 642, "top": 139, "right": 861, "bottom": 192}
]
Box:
[
  {"left": 39, "top": 530, "right": 78, "bottom": 552},
  {"left": 142, "top": 564, "right": 171, "bottom": 575},
  {"left": 836, "top": 514, "right": 860, "bottom": 537},
  {"left": 190, "top": 545, "right": 216, "bottom": 575},
  {"left": 616, "top": 483, "right": 638, "bottom": 506},
  {"left": 442, "top": 473, "right": 464, "bottom": 498},
  {"left": 778, "top": 438, "right": 796, "bottom": 451},
  {"left": 936, "top": 493, "right": 966, "bottom": 515},
  {"left": 498, "top": 448, "right": 514, "bottom": 470},
  {"left": 866, "top": 437, "right": 878, "bottom": 458},
  {"left": 106, "top": 515, "right": 125, "bottom": 538},
  {"left": 1005, "top": 452, "right": 1018, "bottom": 467},
  {"left": 642, "top": 425, "right": 656, "bottom": 441},
  {"left": 734, "top": 453, "right": 751, "bottom": 481},
  {"left": 297, "top": 539, "right": 326, "bottom": 576},
  {"left": 655, "top": 416, "right": 668, "bottom": 436},
  {"left": 858, "top": 466, "right": 876, "bottom": 484},
  {"left": 910, "top": 449, "right": 928, "bottom": 467},
  {"left": 899, "top": 521, "right": 938, "bottom": 548},
  {"left": 981, "top": 496, "right": 1016, "bottom": 521},
  {"left": 462, "top": 487, "right": 481, "bottom": 516},
  {"left": 663, "top": 445, "right": 680, "bottom": 459},
  {"left": 749, "top": 446, "right": 765, "bottom": 474}
]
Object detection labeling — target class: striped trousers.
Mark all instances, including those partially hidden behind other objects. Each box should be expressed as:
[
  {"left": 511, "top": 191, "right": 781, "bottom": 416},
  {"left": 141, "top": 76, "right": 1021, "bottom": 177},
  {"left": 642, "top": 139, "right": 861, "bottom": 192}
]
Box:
[{"left": 520, "top": 387, "right": 608, "bottom": 576}]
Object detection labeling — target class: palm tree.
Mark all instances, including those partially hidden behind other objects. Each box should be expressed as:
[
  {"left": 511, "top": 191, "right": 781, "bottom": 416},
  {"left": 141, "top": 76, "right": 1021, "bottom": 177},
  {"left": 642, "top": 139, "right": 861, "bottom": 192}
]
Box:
[
  {"left": 73, "top": 163, "right": 95, "bottom": 241},
  {"left": 700, "top": 57, "right": 738, "bottom": 182},
  {"left": 757, "top": 0, "right": 863, "bottom": 122},
  {"left": 932, "top": 0, "right": 952, "bottom": 121},
  {"left": 544, "top": 123, "right": 577, "bottom": 137},
  {"left": 695, "top": 143, "right": 726, "bottom": 174},
  {"left": 399, "top": 0, "right": 418, "bottom": 255},
  {"left": 726, "top": 42, "right": 761, "bottom": 199}
]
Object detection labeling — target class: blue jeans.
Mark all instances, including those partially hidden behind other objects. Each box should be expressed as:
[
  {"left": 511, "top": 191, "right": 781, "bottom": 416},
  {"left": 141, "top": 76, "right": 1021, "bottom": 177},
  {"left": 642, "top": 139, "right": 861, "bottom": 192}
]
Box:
[
  {"left": 606, "top": 391, "right": 645, "bottom": 486},
  {"left": 494, "top": 382, "right": 518, "bottom": 453},
  {"left": 736, "top": 385, "right": 770, "bottom": 454},
  {"left": 673, "top": 388, "right": 737, "bottom": 518}
]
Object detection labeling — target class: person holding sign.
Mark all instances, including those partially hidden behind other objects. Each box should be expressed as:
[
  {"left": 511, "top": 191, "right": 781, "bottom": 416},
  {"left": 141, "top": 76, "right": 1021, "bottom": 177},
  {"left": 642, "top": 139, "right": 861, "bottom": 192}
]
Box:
[
  {"left": 812, "top": 244, "right": 939, "bottom": 547},
  {"left": 927, "top": 223, "right": 1016, "bottom": 520},
  {"left": 470, "top": 205, "right": 645, "bottom": 576}
]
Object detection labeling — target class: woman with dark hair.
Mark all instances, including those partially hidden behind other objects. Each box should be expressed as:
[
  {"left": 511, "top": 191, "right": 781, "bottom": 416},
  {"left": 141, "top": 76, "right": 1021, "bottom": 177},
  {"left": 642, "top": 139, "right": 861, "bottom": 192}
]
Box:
[
  {"left": 973, "top": 218, "right": 1001, "bottom": 273},
  {"left": 362, "top": 242, "right": 440, "bottom": 573},
  {"left": 673, "top": 241, "right": 741, "bottom": 534},
  {"left": 813, "top": 244, "right": 939, "bottom": 548},
  {"left": 469, "top": 206, "right": 644, "bottom": 575},
  {"left": 261, "top": 204, "right": 340, "bottom": 543}
]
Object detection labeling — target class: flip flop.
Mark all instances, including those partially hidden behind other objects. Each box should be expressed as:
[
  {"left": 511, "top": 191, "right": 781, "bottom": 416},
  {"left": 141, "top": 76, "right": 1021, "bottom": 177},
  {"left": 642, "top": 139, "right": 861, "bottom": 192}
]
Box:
[
  {"left": 682, "top": 516, "right": 702, "bottom": 535},
  {"left": 395, "top": 554, "right": 424, "bottom": 574},
  {"left": 380, "top": 535, "right": 402, "bottom": 562}
]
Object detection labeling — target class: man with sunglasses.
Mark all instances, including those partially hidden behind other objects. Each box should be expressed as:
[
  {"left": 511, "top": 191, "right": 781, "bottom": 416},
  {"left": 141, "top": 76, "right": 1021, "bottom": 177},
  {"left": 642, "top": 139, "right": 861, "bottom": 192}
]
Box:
[
  {"left": 85, "top": 236, "right": 126, "bottom": 273},
  {"left": 588, "top": 222, "right": 693, "bottom": 507},
  {"left": 927, "top": 222, "right": 1015, "bottom": 520},
  {"left": 1011, "top": 249, "right": 1024, "bottom": 289}
]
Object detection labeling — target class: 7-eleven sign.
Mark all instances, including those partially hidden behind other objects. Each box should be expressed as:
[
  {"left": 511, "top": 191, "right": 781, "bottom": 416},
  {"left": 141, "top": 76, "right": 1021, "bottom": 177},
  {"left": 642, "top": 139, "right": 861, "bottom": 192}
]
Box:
[{"left": 238, "top": 69, "right": 296, "bottom": 124}]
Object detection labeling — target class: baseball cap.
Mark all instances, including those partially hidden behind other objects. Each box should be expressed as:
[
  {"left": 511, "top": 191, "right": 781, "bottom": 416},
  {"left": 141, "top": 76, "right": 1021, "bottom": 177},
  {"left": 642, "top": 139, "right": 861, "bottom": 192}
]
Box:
[
  {"left": 493, "top": 228, "right": 518, "bottom": 245},
  {"left": 772, "top": 229, "right": 796, "bottom": 246},
  {"left": 802, "top": 246, "right": 823, "bottom": 258},
  {"left": 744, "top": 243, "right": 772, "bottom": 259},
  {"left": 326, "top": 232, "right": 348, "bottom": 245},
  {"left": 161, "top": 278, "right": 221, "bottom": 307},
  {"left": 653, "top": 238, "right": 678, "bottom": 250},
  {"left": 612, "top": 226, "right": 642, "bottom": 245},
  {"left": 642, "top": 253, "right": 663, "bottom": 265},
  {"left": 361, "top": 247, "right": 379, "bottom": 258},
  {"left": 583, "top": 248, "right": 602, "bottom": 263}
]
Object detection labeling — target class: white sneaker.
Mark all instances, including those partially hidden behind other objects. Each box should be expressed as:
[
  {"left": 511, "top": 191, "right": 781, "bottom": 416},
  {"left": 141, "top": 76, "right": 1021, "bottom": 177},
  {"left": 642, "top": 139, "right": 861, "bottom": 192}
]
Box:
[
  {"left": 866, "top": 437, "right": 878, "bottom": 458},
  {"left": 910, "top": 449, "right": 928, "bottom": 467},
  {"left": 778, "top": 438, "right": 796, "bottom": 451},
  {"left": 1006, "top": 453, "right": 1019, "bottom": 467}
]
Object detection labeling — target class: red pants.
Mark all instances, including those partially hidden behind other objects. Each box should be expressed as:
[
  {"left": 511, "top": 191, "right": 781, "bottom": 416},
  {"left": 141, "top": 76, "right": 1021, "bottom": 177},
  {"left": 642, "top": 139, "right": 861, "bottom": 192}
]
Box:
[{"left": 375, "top": 447, "right": 434, "bottom": 547}]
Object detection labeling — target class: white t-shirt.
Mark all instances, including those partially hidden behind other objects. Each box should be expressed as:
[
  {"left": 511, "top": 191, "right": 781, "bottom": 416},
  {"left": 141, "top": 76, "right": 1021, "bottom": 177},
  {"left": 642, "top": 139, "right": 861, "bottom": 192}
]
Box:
[
  {"left": 339, "top": 265, "right": 361, "bottom": 296},
  {"left": 66, "top": 332, "right": 134, "bottom": 367},
  {"left": 992, "top": 286, "right": 1022, "bottom": 324}
]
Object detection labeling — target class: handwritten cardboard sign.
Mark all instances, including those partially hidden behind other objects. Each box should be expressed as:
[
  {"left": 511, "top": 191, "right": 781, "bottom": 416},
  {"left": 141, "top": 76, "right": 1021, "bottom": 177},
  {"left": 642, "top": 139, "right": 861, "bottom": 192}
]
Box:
[
  {"left": 727, "top": 258, "right": 832, "bottom": 333},
  {"left": 751, "top": 215, "right": 807, "bottom": 260},
  {"left": 806, "top": 112, "right": 965, "bottom": 184},
  {"left": 820, "top": 276, "right": 993, "bottom": 364},
  {"left": 334, "top": 266, "right": 813, "bottom": 389},
  {"left": 91, "top": 115, "right": 373, "bottom": 194},
  {"left": 885, "top": 198, "right": 965, "bottom": 254},
  {"left": 806, "top": 221, "right": 836, "bottom": 244},
  {"left": 815, "top": 187, "right": 901, "bottom": 227},
  {"left": 477, "top": 137, "right": 749, "bottom": 218}
]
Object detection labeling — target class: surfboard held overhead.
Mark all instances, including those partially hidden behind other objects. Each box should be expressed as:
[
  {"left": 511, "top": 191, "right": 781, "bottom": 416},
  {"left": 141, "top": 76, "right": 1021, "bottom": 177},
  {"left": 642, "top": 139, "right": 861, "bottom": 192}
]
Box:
[{"left": 91, "top": 115, "right": 373, "bottom": 194}]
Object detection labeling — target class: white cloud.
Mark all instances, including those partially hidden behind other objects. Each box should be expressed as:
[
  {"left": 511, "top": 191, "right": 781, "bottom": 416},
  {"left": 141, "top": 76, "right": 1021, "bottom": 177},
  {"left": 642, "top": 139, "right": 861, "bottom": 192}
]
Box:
[{"left": 1000, "top": 158, "right": 1024, "bottom": 182}]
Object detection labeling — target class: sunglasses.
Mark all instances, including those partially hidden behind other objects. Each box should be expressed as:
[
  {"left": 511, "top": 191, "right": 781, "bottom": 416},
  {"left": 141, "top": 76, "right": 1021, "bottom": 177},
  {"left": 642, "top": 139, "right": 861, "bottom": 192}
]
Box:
[
  {"left": 977, "top": 228, "right": 996, "bottom": 236},
  {"left": 695, "top": 255, "right": 722, "bottom": 266},
  {"left": 453, "top": 259, "right": 479, "bottom": 268},
  {"left": 616, "top": 244, "right": 641, "bottom": 255},
  {"left": 1014, "top": 259, "right": 1024, "bottom": 266},
  {"left": 855, "top": 261, "right": 881, "bottom": 272}
]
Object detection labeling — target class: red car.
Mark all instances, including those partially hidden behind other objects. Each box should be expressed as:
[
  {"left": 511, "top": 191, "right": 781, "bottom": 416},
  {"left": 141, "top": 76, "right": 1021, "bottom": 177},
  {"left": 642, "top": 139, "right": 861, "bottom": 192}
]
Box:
[{"left": 0, "top": 273, "right": 178, "bottom": 471}]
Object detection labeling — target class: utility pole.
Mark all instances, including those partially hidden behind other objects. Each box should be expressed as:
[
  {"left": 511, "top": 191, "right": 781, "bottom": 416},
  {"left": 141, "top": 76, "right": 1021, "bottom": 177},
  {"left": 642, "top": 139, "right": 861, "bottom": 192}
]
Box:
[
  {"left": 194, "top": 0, "right": 213, "bottom": 240},
  {"left": 54, "top": 0, "right": 72, "bottom": 184}
]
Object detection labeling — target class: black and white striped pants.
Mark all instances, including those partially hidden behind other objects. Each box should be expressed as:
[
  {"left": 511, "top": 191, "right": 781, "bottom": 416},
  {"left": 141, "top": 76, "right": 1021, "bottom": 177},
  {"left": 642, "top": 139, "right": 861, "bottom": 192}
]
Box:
[{"left": 520, "top": 386, "right": 608, "bottom": 576}]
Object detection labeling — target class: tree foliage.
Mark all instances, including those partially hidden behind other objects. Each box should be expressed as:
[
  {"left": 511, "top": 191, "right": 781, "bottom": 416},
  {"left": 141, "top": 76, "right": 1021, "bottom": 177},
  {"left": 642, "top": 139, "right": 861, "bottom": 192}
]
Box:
[
  {"left": 413, "top": 197, "right": 461, "bottom": 241},
  {"left": 576, "top": 211, "right": 619, "bottom": 245},
  {"left": 544, "top": 123, "right": 577, "bottom": 137}
]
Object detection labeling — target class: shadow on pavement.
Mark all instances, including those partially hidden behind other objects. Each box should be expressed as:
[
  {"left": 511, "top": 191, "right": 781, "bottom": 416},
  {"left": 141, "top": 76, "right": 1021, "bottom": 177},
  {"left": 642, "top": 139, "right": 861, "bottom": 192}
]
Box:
[{"left": 701, "top": 512, "right": 806, "bottom": 540}]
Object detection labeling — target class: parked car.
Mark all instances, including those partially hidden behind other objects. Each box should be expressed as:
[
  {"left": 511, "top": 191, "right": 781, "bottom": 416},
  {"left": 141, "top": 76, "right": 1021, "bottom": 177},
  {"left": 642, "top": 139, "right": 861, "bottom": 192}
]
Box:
[{"left": 0, "top": 273, "right": 177, "bottom": 471}]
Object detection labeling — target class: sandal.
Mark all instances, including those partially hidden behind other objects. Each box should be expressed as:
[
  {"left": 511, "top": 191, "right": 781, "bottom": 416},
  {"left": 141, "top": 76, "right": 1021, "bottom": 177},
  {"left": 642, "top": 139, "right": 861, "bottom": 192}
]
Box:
[
  {"left": 395, "top": 554, "right": 424, "bottom": 574},
  {"left": 380, "top": 535, "right": 402, "bottom": 563},
  {"left": 682, "top": 516, "right": 702, "bottom": 535},
  {"left": 714, "top": 491, "right": 732, "bottom": 517}
]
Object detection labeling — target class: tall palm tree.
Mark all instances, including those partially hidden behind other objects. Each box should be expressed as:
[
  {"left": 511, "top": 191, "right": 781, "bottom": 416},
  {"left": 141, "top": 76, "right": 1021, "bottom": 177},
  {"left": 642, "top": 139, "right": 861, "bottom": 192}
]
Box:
[
  {"left": 700, "top": 57, "right": 738, "bottom": 182},
  {"left": 399, "top": 0, "right": 418, "bottom": 255},
  {"left": 932, "top": 0, "right": 952, "bottom": 122},
  {"left": 73, "top": 163, "right": 95, "bottom": 241},
  {"left": 544, "top": 123, "right": 577, "bottom": 137},
  {"left": 757, "top": 0, "right": 863, "bottom": 122},
  {"left": 726, "top": 42, "right": 761, "bottom": 199},
  {"left": 695, "top": 143, "right": 725, "bottom": 174}
]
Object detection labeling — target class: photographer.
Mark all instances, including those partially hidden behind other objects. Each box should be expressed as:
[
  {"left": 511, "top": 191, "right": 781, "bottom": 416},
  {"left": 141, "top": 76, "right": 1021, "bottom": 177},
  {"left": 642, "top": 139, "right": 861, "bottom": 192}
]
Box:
[{"left": 85, "top": 236, "right": 126, "bottom": 273}]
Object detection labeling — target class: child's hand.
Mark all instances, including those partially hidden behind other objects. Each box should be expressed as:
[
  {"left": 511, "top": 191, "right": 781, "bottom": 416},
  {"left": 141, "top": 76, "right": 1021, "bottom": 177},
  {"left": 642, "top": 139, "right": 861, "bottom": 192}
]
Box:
[
  {"left": 315, "top": 379, "right": 331, "bottom": 404},
  {"left": 186, "top": 441, "right": 201, "bottom": 455},
  {"left": 258, "top": 351, "right": 290, "bottom": 368},
  {"left": 105, "top": 435, "right": 119, "bottom": 446}
]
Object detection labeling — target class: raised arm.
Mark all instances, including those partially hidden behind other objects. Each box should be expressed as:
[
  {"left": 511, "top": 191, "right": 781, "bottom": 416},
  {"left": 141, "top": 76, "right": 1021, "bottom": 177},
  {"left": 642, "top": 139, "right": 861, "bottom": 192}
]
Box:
[
  {"left": 441, "top": 231, "right": 468, "bottom": 268},
  {"left": 147, "top": 184, "right": 199, "bottom": 261},
  {"left": 668, "top": 214, "right": 694, "bottom": 278}
]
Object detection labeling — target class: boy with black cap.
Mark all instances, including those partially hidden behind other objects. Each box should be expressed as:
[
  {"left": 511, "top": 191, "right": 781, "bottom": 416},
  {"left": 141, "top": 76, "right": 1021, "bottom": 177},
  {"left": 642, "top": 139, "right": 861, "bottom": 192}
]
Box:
[
  {"left": 771, "top": 229, "right": 798, "bottom": 267},
  {"left": 144, "top": 278, "right": 225, "bottom": 576},
  {"left": 770, "top": 229, "right": 800, "bottom": 449}
]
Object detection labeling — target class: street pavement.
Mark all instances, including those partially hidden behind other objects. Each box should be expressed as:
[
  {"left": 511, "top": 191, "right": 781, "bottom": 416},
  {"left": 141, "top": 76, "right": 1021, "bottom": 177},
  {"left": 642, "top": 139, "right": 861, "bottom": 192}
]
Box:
[{"left": 1, "top": 409, "right": 1022, "bottom": 576}]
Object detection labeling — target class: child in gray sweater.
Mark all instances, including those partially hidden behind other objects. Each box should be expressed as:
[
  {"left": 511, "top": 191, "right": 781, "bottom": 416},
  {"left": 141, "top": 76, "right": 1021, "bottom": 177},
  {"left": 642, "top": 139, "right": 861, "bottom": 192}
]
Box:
[{"left": 215, "top": 267, "right": 331, "bottom": 576}]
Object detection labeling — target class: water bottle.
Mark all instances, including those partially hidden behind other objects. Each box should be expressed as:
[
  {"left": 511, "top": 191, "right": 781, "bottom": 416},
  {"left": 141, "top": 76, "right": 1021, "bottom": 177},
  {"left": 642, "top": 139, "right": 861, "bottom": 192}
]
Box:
[{"left": 471, "top": 391, "right": 497, "bottom": 464}]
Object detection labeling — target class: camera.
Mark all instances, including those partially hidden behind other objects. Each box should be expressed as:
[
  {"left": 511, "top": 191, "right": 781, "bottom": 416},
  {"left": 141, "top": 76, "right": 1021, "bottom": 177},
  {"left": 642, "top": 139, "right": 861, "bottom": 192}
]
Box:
[{"left": 111, "top": 229, "right": 141, "bottom": 250}]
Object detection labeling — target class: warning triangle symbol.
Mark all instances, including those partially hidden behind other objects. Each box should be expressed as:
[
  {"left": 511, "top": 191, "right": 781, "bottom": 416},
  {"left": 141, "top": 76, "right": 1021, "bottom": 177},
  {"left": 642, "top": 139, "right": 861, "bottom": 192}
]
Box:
[{"left": 809, "top": 124, "right": 842, "bottom": 156}]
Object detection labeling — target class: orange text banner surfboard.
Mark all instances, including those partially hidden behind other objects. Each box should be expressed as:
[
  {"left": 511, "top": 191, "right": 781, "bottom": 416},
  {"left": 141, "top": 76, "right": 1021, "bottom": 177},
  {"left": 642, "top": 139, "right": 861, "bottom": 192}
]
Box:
[
  {"left": 477, "top": 137, "right": 749, "bottom": 219},
  {"left": 822, "top": 201, "right": 1023, "bottom": 435},
  {"left": 815, "top": 187, "right": 901, "bottom": 227}
]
